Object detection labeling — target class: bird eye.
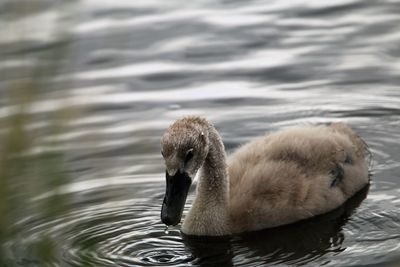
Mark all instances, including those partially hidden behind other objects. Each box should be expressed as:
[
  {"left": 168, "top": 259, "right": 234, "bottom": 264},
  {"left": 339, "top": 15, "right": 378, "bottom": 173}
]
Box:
[{"left": 185, "top": 148, "right": 194, "bottom": 165}]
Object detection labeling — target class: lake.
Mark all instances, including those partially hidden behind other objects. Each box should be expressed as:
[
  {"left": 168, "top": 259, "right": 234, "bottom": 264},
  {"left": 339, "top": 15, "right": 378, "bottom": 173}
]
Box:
[{"left": 1, "top": 0, "right": 400, "bottom": 266}]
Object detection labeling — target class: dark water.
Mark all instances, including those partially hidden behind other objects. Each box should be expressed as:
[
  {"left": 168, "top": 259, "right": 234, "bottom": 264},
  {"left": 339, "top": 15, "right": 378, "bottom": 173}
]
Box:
[{"left": 1, "top": 0, "right": 400, "bottom": 266}]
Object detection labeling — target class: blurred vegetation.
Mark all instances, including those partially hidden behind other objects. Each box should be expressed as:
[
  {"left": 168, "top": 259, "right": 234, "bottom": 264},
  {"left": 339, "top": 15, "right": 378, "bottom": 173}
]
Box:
[
  {"left": 0, "top": 73, "right": 73, "bottom": 266},
  {"left": 0, "top": 1, "right": 78, "bottom": 266},
  {"left": 0, "top": 83, "right": 72, "bottom": 266}
]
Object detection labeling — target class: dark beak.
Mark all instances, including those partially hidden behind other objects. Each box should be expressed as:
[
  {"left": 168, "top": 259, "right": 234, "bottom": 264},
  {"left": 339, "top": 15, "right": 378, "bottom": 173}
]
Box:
[{"left": 161, "top": 170, "right": 192, "bottom": 226}]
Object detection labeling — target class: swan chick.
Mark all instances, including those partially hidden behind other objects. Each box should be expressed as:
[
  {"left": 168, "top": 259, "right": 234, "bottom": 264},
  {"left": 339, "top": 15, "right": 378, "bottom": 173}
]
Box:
[{"left": 160, "top": 116, "right": 370, "bottom": 236}]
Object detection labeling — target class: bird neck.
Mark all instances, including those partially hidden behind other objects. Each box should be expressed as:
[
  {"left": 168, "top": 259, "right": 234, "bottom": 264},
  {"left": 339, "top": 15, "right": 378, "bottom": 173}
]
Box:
[
  {"left": 199, "top": 125, "right": 229, "bottom": 200},
  {"left": 182, "top": 125, "right": 231, "bottom": 236}
]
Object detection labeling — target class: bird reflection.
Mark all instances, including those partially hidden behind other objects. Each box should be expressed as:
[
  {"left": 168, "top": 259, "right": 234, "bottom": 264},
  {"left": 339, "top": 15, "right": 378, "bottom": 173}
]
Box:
[{"left": 182, "top": 184, "right": 369, "bottom": 266}]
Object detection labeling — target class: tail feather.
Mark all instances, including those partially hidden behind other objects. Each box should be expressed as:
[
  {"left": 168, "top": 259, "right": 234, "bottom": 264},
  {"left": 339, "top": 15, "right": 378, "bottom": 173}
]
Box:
[{"left": 329, "top": 122, "right": 372, "bottom": 168}]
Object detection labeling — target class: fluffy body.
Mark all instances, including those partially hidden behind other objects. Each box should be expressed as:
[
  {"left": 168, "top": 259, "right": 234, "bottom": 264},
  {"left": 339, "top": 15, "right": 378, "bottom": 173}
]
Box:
[{"left": 161, "top": 117, "right": 369, "bottom": 236}]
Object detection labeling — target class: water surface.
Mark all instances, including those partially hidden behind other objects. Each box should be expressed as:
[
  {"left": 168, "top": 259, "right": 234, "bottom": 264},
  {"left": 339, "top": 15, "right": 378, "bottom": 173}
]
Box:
[{"left": 1, "top": 0, "right": 400, "bottom": 266}]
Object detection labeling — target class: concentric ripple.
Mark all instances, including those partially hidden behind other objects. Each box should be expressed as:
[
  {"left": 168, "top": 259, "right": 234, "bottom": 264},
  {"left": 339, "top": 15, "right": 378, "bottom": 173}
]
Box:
[{"left": 62, "top": 199, "right": 193, "bottom": 266}]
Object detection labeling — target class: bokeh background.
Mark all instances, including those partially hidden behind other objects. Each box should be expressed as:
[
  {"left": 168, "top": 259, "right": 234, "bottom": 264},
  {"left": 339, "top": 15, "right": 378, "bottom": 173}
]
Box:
[{"left": 1, "top": 0, "right": 400, "bottom": 266}]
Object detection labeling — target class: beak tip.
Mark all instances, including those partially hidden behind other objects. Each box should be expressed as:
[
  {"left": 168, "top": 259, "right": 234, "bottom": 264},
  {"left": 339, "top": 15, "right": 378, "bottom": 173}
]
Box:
[
  {"left": 161, "top": 214, "right": 179, "bottom": 226},
  {"left": 161, "top": 202, "right": 180, "bottom": 226}
]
